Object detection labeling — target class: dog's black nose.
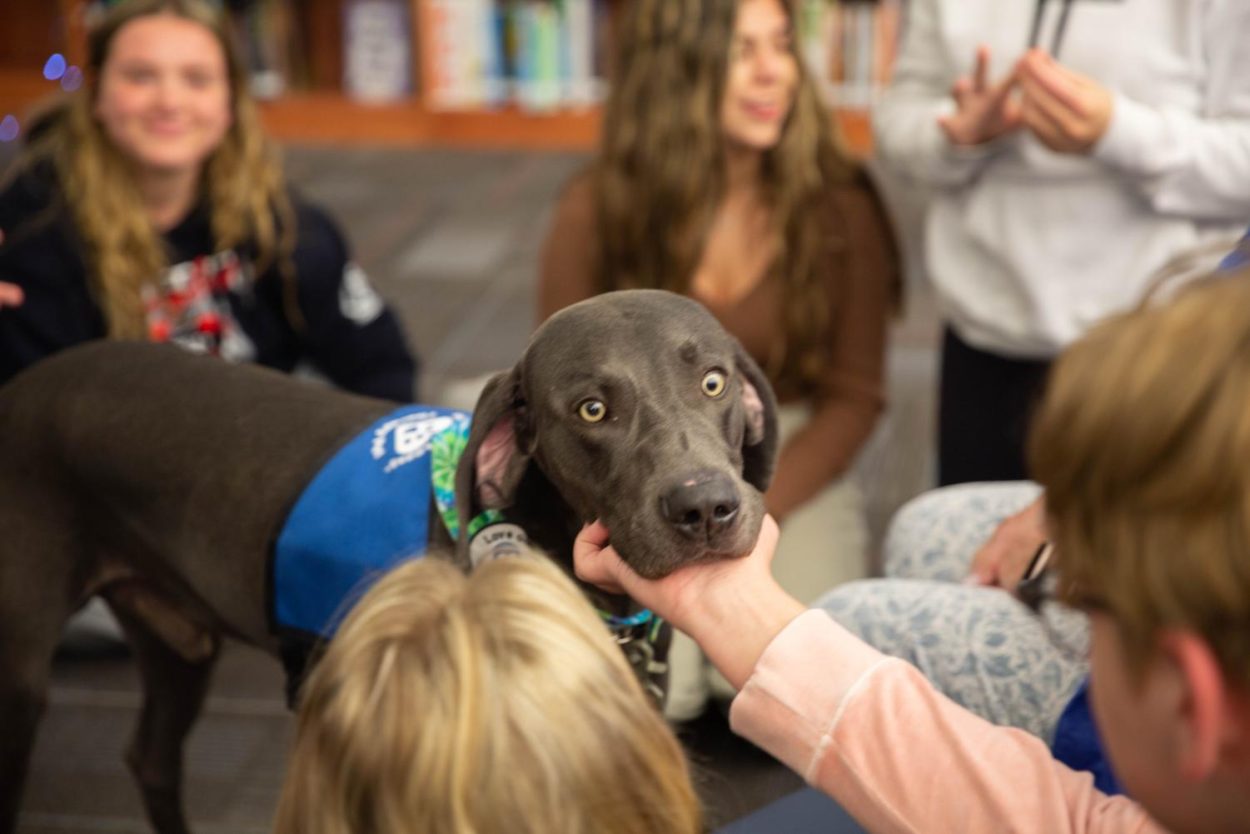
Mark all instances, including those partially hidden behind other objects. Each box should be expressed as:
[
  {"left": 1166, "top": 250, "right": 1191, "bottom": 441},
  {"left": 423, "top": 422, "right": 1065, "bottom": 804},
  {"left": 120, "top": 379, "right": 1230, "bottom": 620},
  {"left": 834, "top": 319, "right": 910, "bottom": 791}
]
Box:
[{"left": 660, "top": 472, "right": 741, "bottom": 540}]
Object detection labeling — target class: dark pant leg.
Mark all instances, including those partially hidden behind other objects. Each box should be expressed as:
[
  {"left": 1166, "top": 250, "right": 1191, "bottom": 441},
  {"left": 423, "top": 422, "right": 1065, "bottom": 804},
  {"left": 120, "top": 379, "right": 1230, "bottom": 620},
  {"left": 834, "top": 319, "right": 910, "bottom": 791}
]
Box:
[{"left": 938, "top": 327, "right": 1053, "bottom": 486}]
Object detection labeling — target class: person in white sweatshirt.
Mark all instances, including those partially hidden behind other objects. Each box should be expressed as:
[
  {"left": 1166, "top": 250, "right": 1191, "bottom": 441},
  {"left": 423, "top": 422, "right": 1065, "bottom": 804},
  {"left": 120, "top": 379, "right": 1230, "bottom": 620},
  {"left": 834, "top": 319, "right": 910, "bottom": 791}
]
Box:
[{"left": 874, "top": 0, "right": 1250, "bottom": 485}]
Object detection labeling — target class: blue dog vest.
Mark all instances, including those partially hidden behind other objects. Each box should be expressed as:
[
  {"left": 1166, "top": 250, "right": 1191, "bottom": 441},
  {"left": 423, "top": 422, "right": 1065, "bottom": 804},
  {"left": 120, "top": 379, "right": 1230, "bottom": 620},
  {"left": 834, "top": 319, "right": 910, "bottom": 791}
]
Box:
[{"left": 271, "top": 406, "right": 486, "bottom": 639}]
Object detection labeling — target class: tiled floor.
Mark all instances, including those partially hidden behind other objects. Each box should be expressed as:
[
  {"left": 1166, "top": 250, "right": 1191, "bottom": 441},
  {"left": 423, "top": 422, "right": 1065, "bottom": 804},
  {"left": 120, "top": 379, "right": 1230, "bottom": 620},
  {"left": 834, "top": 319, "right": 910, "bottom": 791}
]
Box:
[{"left": 12, "top": 145, "right": 941, "bottom": 832}]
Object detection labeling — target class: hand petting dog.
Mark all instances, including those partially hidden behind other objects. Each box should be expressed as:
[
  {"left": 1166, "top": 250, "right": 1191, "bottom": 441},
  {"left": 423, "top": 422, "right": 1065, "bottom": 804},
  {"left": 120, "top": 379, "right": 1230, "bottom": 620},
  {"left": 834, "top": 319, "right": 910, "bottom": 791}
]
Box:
[
  {"left": 940, "top": 45, "right": 1113, "bottom": 155},
  {"left": 575, "top": 514, "right": 803, "bottom": 692}
]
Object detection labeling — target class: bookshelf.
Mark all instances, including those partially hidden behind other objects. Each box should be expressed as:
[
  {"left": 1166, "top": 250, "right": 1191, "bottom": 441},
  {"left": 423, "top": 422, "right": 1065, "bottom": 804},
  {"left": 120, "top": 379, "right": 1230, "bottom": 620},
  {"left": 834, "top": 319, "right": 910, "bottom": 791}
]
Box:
[{"left": 0, "top": 0, "right": 890, "bottom": 156}]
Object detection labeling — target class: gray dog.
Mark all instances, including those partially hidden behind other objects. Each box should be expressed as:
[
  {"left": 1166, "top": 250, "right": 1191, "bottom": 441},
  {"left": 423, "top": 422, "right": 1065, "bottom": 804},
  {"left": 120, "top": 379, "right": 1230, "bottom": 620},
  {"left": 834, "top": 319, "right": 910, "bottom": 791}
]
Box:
[{"left": 0, "top": 289, "right": 778, "bottom": 834}]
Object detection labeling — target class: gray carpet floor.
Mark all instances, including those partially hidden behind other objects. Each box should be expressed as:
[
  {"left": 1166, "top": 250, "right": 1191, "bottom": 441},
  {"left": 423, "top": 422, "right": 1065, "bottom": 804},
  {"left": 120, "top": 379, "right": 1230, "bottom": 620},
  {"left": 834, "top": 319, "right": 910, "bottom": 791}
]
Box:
[{"left": 13, "top": 145, "right": 941, "bottom": 832}]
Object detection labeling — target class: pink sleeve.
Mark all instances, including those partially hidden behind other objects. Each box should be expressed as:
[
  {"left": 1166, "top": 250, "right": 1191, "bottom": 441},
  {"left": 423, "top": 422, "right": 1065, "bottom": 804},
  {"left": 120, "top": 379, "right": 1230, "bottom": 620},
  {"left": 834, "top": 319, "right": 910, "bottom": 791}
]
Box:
[{"left": 728, "top": 610, "right": 1163, "bottom": 834}]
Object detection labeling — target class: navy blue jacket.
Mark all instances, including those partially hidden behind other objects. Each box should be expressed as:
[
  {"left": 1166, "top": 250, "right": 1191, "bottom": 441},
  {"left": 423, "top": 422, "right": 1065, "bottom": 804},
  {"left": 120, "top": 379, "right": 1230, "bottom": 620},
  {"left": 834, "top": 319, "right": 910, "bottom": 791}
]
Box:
[{"left": 0, "top": 163, "right": 416, "bottom": 401}]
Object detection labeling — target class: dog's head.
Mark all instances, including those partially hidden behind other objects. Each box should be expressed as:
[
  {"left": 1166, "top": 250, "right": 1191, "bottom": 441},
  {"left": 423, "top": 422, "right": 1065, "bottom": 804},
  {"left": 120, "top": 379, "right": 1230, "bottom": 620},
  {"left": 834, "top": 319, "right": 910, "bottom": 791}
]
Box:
[{"left": 455, "top": 289, "right": 779, "bottom": 578}]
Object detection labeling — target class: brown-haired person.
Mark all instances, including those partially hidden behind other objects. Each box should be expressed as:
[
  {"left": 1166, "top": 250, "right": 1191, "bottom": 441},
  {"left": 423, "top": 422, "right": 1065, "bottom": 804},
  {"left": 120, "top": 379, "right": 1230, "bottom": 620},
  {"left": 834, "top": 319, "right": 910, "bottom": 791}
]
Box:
[
  {"left": 275, "top": 554, "right": 702, "bottom": 834},
  {"left": 0, "top": 0, "right": 416, "bottom": 400},
  {"left": 538, "top": 0, "right": 900, "bottom": 719}
]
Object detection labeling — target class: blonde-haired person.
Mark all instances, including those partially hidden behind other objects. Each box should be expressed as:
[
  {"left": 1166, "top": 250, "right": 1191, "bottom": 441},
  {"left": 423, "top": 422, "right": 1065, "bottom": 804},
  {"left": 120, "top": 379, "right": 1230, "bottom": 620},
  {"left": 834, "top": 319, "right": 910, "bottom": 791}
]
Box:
[
  {"left": 539, "top": 0, "right": 900, "bottom": 719},
  {"left": 575, "top": 271, "right": 1250, "bottom": 833},
  {"left": 0, "top": 0, "right": 416, "bottom": 399},
  {"left": 275, "top": 554, "right": 702, "bottom": 834}
]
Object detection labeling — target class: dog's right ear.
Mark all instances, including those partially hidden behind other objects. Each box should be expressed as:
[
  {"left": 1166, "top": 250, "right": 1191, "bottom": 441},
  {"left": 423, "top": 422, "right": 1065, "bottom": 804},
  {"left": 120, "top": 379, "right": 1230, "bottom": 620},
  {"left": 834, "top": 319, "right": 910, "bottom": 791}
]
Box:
[
  {"left": 454, "top": 368, "right": 535, "bottom": 529},
  {"left": 735, "top": 344, "right": 780, "bottom": 492}
]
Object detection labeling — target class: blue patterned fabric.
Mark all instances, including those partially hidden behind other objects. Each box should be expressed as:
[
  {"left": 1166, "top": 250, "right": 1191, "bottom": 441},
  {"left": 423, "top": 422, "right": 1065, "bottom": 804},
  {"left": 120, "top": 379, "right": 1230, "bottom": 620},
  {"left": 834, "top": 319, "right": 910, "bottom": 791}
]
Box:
[
  {"left": 271, "top": 406, "right": 469, "bottom": 638},
  {"left": 817, "top": 482, "right": 1088, "bottom": 742}
]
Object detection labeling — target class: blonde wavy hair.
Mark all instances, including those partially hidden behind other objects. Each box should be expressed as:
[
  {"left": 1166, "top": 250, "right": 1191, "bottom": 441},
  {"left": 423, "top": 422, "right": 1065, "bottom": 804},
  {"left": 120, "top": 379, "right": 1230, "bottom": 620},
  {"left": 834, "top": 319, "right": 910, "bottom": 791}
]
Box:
[
  {"left": 594, "top": 0, "right": 874, "bottom": 393},
  {"left": 1031, "top": 269, "right": 1250, "bottom": 689},
  {"left": 20, "top": 0, "right": 293, "bottom": 338},
  {"left": 274, "top": 555, "right": 702, "bottom": 834}
]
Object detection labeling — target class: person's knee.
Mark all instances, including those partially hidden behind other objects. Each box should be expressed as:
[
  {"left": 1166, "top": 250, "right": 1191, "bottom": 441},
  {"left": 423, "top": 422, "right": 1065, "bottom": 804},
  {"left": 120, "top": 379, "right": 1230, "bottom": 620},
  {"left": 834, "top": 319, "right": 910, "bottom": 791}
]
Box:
[{"left": 882, "top": 481, "right": 1041, "bottom": 577}]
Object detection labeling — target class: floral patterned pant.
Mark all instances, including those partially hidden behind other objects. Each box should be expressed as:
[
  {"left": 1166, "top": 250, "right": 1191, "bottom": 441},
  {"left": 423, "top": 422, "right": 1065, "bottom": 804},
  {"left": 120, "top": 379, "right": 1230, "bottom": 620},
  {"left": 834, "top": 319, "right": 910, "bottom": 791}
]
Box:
[{"left": 816, "top": 482, "right": 1089, "bottom": 743}]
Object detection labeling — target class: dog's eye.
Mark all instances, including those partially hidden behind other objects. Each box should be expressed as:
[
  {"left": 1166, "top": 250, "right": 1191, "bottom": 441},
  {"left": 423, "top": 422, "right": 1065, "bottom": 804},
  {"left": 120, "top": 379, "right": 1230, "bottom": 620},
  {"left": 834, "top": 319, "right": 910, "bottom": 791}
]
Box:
[
  {"left": 577, "top": 399, "right": 607, "bottom": 423},
  {"left": 701, "top": 370, "right": 727, "bottom": 398}
]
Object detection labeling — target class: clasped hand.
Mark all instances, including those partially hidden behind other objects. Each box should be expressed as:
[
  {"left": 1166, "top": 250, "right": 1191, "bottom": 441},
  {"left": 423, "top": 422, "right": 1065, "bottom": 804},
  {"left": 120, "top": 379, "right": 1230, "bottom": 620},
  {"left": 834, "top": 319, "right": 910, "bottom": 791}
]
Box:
[{"left": 939, "top": 46, "right": 1113, "bottom": 154}]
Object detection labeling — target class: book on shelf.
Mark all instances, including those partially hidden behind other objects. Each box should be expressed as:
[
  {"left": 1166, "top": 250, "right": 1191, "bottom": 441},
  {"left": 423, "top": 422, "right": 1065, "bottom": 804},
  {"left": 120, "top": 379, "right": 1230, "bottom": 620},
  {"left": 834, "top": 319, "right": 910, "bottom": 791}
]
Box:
[
  {"left": 798, "top": 0, "right": 904, "bottom": 110},
  {"left": 343, "top": 0, "right": 414, "bottom": 103},
  {"left": 416, "top": 0, "right": 609, "bottom": 113},
  {"left": 417, "top": 0, "right": 499, "bottom": 110}
]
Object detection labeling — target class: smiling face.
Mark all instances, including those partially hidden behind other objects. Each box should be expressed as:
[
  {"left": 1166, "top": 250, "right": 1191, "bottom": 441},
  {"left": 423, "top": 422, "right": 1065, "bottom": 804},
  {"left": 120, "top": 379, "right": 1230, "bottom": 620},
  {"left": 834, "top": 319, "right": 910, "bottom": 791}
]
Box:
[
  {"left": 720, "top": 0, "right": 799, "bottom": 154},
  {"left": 93, "top": 14, "right": 233, "bottom": 178}
]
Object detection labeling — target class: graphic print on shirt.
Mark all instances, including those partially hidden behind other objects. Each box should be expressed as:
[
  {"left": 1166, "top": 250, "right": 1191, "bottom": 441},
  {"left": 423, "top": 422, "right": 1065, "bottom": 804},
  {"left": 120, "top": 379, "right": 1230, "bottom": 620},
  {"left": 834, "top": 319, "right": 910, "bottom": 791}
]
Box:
[
  {"left": 143, "top": 252, "right": 386, "bottom": 361},
  {"left": 143, "top": 250, "right": 256, "bottom": 362},
  {"left": 339, "top": 262, "right": 385, "bottom": 325}
]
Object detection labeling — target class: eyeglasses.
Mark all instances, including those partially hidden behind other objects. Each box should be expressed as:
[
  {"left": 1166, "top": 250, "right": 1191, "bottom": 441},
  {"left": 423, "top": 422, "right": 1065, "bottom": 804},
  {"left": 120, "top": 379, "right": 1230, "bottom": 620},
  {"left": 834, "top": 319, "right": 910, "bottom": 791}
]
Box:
[
  {"left": 1016, "top": 541, "right": 1055, "bottom": 613},
  {"left": 1017, "top": 541, "right": 1093, "bottom": 661}
]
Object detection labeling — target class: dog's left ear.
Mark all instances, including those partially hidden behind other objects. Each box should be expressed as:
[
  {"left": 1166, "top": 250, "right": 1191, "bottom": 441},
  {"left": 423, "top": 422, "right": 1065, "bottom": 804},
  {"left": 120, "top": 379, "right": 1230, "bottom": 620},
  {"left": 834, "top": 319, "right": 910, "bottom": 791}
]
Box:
[
  {"left": 735, "top": 344, "right": 779, "bottom": 491},
  {"left": 454, "top": 368, "right": 535, "bottom": 528}
]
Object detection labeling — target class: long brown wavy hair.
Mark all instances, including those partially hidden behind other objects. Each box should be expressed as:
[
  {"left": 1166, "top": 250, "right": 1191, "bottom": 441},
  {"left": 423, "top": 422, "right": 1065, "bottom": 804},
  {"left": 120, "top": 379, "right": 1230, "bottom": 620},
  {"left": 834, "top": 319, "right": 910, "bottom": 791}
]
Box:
[
  {"left": 595, "top": 0, "right": 863, "bottom": 393},
  {"left": 19, "top": 0, "right": 294, "bottom": 338}
]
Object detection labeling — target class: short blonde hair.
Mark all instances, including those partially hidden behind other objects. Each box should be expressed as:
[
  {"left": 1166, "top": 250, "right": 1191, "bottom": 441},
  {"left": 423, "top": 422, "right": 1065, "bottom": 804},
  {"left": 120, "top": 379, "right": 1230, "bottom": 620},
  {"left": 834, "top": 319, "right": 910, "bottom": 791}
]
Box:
[
  {"left": 274, "top": 554, "right": 702, "bottom": 834},
  {"left": 1030, "top": 270, "right": 1250, "bottom": 687}
]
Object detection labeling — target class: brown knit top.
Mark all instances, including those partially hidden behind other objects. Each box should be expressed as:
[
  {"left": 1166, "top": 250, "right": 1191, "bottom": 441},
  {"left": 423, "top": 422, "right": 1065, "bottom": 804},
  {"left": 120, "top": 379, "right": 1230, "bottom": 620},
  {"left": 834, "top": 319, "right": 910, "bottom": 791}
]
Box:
[{"left": 537, "top": 172, "right": 899, "bottom": 519}]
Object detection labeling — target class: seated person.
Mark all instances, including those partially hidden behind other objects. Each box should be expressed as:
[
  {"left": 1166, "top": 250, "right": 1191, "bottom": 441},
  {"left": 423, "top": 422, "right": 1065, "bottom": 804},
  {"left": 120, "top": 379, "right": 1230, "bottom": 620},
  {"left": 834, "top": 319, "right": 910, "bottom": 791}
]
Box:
[
  {"left": 813, "top": 236, "right": 1250, "bottom": 793},
  {"left": 0, "top": 0, "right": 415, "bottom": 400},
  {"left": 275, "top": 553, "right": 702, "bottom": 834},
  {"left": 576, "top": 270, "right": 1250, "bottom": 833},
  {"left": 538, "top": 0, "right": 899, "bottom": 718}
]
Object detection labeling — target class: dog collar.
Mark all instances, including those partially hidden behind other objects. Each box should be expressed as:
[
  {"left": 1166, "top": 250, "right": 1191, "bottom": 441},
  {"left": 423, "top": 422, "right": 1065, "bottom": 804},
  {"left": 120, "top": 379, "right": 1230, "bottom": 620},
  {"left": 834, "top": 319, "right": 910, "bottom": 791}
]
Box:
[
  {"left": 603, "top": 610, "right": 668, "bottom": 705},
  {"left": 598, "top": 608, "right": 664, "bottom": 652},
  {"left": 597, "top": 608, "right": 655, "bottom": 629}
]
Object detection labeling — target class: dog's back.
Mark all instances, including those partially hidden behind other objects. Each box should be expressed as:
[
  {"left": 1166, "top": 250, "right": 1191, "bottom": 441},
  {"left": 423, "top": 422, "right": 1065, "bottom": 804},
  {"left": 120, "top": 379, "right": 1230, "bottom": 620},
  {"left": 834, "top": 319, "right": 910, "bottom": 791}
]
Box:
[{"left": 0, "top": 341, "right": 396, "bottom": 647}]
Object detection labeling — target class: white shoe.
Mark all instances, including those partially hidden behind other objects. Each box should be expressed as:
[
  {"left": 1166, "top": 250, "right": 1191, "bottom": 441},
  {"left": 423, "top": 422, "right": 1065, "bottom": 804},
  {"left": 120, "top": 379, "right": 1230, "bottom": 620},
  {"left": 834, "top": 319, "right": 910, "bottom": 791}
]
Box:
[{"left": 664, "top": 629, "right": 710, "bottom": 722}]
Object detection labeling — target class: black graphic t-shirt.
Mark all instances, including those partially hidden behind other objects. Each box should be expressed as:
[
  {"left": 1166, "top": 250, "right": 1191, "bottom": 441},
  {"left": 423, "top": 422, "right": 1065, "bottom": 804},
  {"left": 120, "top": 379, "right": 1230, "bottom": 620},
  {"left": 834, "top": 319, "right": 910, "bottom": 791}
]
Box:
[{"left": 0, "top": 164, "right": 417, "bottom": 401}]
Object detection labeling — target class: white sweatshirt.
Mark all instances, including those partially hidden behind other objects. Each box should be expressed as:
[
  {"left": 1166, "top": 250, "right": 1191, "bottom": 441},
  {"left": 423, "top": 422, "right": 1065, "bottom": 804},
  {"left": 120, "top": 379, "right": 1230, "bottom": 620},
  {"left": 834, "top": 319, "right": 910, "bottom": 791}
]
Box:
[{"left": 874, "top": 0, "right": 1250, "bottom": 357}]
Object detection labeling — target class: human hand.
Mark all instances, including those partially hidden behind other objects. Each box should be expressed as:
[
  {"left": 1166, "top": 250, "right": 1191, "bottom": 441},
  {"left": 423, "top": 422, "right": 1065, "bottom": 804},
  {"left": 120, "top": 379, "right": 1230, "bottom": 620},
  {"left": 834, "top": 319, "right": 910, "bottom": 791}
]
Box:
[
  {"left": 1016, "top": 49, "right": 1113, "bottom": 154},
  {"left": 938, "top": 45, "right": 1023, "bottom": 147},
  {"left": 0, "top": 282, "right": 22, "bottom": 309},
  {"left": 575, "top": 515, "right": 782, "bottom": 633},
  {"left": 576, "top": 515, "right": 802, "bottom": 689},
  {"left": 966, "top": 495, "right": 1048, "bottom": 592}
]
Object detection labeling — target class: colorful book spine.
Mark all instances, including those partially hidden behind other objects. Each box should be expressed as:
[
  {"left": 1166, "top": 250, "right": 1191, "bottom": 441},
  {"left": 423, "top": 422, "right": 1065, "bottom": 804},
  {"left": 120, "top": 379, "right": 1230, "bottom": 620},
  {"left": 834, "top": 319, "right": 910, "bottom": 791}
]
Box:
[
  {"left": 515, "top": 0, "right": 562, "bottom": 112},
  {"left": 418, "top": 0, "right": 466, "bottom": 109},
  {"left": 343, "top": 0, "right": 413, "bottom": 103},
  {"left": 560, "top": 0, "right": 599, "bottom": 108},
  {"left": 802, "top": 0, "right": 903, "bottom": 110}
]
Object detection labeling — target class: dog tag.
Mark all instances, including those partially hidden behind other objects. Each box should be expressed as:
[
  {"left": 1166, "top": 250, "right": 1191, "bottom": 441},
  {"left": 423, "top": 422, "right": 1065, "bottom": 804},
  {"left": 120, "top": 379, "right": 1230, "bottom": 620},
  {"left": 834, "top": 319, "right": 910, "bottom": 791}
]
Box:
[{"left": 468, "top": 522, "right": 531, "bottom": 568}]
